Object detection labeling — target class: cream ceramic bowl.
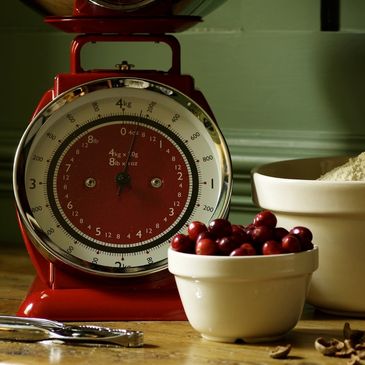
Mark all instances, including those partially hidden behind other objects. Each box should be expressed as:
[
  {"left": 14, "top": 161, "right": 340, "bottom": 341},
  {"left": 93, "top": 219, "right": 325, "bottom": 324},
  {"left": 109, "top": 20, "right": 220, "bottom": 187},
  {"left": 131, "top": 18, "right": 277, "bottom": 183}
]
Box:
[
  {"left": 252, "top": 156, "right": 365, "bottom": 316},
  {"left": 168, "top": 246, "right": 318, "bottom": 343}
]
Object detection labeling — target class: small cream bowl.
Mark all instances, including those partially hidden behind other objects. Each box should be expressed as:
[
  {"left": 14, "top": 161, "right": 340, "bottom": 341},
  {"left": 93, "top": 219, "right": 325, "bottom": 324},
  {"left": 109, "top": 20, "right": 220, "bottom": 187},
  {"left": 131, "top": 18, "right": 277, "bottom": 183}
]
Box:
[
  {"left": 168, "top": 246, "right": 318, "bottom": 343},
  {"left": 252, "top": 156, "right": 365, "bottom": 316}
]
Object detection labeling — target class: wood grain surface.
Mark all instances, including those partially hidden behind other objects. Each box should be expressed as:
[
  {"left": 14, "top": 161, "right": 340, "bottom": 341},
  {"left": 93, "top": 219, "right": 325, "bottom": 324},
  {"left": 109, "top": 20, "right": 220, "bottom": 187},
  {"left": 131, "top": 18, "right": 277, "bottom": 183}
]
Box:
[{"left": 0, "top": 247, "right": 363, "bottom": 365}]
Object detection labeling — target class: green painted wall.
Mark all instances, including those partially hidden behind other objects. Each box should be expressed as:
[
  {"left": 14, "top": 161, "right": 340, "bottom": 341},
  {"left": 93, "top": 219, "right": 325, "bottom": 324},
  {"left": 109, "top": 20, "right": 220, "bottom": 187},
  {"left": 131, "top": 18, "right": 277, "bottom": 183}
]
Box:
[{"left": 2, "top": 1, "right": 365, "bottom": 245}]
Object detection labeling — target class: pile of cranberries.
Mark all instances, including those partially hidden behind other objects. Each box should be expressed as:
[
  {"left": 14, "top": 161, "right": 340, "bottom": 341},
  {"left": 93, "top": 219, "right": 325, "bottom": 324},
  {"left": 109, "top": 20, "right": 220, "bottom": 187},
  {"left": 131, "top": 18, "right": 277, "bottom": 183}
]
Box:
[{"left": 171, "top": 210, "right": 314, "bottom": 256}]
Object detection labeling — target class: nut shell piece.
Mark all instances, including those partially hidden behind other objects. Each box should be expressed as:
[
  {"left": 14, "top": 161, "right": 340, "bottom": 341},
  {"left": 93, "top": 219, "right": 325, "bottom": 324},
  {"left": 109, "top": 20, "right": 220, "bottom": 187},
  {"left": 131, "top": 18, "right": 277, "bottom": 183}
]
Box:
[
  {"left": 269, "top": 344, "right": 292, "bottom": 359},
  {"left": 314, "top": 337, "right": 344, "bottom": 356}
]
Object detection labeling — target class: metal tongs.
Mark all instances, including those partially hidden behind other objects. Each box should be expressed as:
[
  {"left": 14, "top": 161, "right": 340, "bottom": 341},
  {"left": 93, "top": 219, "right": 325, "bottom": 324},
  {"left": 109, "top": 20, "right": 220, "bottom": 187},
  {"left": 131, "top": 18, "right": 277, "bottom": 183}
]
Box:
[{"left": 0, "top": 316, "right": 143, "bottom": 347}]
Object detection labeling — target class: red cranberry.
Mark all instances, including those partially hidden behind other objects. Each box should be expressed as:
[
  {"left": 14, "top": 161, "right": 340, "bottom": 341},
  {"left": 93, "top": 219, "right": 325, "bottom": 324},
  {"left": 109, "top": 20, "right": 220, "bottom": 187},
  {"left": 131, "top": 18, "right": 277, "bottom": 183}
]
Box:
[
  {"left": 262, "top": 240, "right": 284, "bottom": 255},
  {"left": 232, "top": 224, "right": 248, "bottom": 241},
  {"left": 302, "top": 241, "right": 314, "bottom": 251},
  {"left": 251, "top": 225, "right": 273, "bottom": 244},
  {"left": 208, "top": 218, "right": 232, "bottom": 238},
  {"left": 195, "top": 238, "right": 218, "bottom": 255},
  {"left": 253, "top": 210, "right": 277, "bottom": 228},
  {"left": 243, "top": 223, "right": 255, "bottom": 238},
  {"left": 218, "top": 236, "right": 240, "bottom": 255},
  {"left": 230, "top": 232, "right": 243, "bottom": 246},
  {"left": 171, "top": 218, "right": 314, "bottom": 257},
  {"left": 196, "top": 230, "right": 215, "bottom": 242},
  {"left": 273, "top": 227, "right": 289, "bottom": 241},
  {"left": 290, "top": 226, "right": 313, "bottom": 244},
  {"left": 231, "top": 224, "right": 245, "bottom": 236},
  {"left": 171, "top": 234, "right": 195, "bottom": 253},
  {"left": 188, "top": 221, "right": 208, "bottom": 241},
  {"left": 281, "top": 234, "right": 301, "bottom": 253},
  {"left": 241, "top": 243, "right": 256, "bottom": 255},
  {"left": 244, "top": 223, "right": 255, "bottom": 231},
  {"left": 231, "top": 225, "right": 250, "bottom": 243},
  {"left": 230, "top": 243, "right": 256, "bottom": 256}
]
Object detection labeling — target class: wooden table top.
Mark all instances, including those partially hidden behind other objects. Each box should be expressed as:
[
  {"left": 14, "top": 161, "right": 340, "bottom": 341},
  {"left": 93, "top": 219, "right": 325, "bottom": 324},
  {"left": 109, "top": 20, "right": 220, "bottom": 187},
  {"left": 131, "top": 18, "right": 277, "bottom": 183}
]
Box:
[{"left": 0, "top": 247, "right": 363, "bottom": 365}]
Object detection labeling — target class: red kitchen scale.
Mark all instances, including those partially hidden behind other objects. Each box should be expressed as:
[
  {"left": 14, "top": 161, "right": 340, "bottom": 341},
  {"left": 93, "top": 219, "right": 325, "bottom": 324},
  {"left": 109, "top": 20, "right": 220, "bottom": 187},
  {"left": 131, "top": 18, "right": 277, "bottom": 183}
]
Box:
[{"left": 13, "top": 0, "right": 232, "bottom": 321}]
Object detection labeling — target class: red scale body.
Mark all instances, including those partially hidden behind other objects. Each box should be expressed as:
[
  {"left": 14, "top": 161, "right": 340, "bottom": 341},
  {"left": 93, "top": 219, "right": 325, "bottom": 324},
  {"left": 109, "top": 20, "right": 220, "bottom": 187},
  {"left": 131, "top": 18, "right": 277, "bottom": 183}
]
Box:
[{"left": 15, "top": 1, "right": 230, "bottom": 321}]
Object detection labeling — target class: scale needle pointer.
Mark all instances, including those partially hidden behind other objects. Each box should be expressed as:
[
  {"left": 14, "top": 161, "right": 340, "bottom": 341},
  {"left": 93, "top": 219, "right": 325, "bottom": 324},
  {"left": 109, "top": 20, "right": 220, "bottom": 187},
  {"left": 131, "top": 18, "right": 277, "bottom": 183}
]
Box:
[{"left": 115, "top": 111, "right": 141, "bottom": 195}]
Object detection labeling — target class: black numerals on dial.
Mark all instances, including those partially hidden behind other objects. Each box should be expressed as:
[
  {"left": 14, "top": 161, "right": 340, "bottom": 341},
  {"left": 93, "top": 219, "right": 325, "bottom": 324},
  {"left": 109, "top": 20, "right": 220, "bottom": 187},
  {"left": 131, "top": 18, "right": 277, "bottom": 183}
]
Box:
[{"left": 116, "top": 98, "right": 132, "bottom": 109}]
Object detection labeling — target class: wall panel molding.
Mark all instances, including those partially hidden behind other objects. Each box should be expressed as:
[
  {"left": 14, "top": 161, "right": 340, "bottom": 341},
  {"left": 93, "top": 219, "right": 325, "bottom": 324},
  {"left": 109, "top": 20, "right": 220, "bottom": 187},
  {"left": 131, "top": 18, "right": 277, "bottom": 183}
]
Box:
[{"left": 0, "top": 129, "right": 21, "bottom": 194}]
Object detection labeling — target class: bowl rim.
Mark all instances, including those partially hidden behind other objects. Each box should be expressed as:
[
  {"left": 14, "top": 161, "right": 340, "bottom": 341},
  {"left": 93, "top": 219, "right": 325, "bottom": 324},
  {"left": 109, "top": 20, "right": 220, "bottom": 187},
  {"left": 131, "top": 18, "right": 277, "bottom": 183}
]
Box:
[
  {"left": 251, "top": 155, "right": 365, "bottom": 184},
  {"left": 252, "top": 157, "right": 365, "bottom": 213},
  {"left": 168, "top": 245, "right": 318, "bottom": 280}
]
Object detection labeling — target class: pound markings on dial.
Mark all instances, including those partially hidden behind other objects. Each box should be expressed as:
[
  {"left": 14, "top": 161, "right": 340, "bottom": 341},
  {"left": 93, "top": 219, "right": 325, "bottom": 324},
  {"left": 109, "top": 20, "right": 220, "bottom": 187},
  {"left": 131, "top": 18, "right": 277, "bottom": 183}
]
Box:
[{"left": 17, "top": 82, "right": 231, "bottom": 275}]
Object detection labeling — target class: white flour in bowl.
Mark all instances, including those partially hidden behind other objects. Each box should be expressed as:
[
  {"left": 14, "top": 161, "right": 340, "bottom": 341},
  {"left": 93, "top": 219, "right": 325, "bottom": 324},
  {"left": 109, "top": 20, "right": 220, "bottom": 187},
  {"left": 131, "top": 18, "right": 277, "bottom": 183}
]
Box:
[{"left": 317, "top": 152, "right": 365, "bottom": 181}]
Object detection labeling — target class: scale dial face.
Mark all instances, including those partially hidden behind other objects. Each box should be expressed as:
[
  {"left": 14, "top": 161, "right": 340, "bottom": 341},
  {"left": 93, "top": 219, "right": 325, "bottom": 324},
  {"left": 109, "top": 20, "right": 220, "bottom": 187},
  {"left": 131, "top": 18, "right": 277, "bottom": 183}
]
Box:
[{"left": 14, "top": 77, "right": 232, "bottom": 277}]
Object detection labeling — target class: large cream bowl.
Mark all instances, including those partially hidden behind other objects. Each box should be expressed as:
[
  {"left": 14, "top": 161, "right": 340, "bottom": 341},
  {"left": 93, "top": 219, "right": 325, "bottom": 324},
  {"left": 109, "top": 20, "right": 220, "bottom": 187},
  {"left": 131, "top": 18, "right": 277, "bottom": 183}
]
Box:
[
  {"left": 252, "top": 156, "right": 365, "bottom": 316},
  {"left": 168, "top": 246, "right": 318, "bottom": 343}
]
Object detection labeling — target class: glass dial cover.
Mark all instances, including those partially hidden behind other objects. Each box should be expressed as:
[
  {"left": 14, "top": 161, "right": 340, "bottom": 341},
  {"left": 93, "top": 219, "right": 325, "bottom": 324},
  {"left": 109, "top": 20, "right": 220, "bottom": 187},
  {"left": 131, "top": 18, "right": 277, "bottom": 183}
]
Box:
[{"left": 14, "top": 77, "right": 232, "bottom": 277}]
